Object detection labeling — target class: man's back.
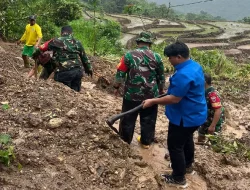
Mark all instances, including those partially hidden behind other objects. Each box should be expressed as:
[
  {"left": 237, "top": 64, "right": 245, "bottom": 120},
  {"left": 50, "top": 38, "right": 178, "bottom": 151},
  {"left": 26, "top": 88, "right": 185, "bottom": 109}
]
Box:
[
  {"left": 123, "top": 46, "right": 165, "bottom": 101},
  {"left": 48, "top": 35, "right": 83, "bottom": 69}
]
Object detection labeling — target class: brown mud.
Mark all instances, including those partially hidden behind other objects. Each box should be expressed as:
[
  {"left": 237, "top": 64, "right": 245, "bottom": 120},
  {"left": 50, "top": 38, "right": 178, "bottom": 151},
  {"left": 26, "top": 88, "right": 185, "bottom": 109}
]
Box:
[{"left": 0, "top": 42, "right": 250, "bottom": 190}]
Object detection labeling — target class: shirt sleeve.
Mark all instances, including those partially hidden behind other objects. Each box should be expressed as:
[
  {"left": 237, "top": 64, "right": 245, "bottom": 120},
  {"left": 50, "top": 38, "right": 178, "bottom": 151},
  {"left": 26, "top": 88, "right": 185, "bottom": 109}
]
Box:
[
  {"left": 155, "top": 53, "right": 165, "bottom": 90},
  {"left": 78, "top": 42, "right": 92, "bottom": 70},
  {"left": 36, "top": 25, "right": 43, "bottom": 38},
  {"left": 208, "top": 91, "right": 222, "bottom": 109},
  {"left": 115, "top": 55, "right": 128, "bottom": 83},
  {"left": 39, "top": 40, "right": 52, "bottom": 51},
  {"left": 20, "top": 25, "right": 27, "bottom": 42},
  {"left": 169, "top": 73, "right": 190, "bottom": 97}
]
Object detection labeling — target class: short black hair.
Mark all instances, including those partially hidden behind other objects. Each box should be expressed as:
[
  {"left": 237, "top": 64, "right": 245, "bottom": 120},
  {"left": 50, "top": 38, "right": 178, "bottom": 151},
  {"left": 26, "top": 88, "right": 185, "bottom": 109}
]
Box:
[
  {"left": 204, "top": 73, "right": 212, "bottom": 85},
  {"left": 164, "top": 41, "right": 190, "bottom": 58},
  {"left": 61, "top": 26, "right": 73, "bottom": 34}
]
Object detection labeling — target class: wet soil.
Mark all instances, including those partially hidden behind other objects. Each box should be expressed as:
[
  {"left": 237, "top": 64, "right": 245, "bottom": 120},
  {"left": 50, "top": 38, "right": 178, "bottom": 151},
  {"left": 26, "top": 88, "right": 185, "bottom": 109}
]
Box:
[{"left": 0, "top": 42, "right": 250, "bottom": 190}]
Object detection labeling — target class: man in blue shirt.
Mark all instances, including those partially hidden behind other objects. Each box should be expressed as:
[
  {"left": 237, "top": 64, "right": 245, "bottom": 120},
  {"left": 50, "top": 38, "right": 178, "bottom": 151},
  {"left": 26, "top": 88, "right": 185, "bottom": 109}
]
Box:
[{"left": 143, "top": 42, "right": 207, "bottom": 188}]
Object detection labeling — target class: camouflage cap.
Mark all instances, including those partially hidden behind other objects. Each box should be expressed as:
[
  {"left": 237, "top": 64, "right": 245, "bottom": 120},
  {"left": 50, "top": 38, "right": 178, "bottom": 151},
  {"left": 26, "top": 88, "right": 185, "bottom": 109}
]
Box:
[
  {"left": 29, "top": 15, "right": 36, "bottom": 21},
  {"left": 136, "top": 31, "right": 153, "bottom": 44}
]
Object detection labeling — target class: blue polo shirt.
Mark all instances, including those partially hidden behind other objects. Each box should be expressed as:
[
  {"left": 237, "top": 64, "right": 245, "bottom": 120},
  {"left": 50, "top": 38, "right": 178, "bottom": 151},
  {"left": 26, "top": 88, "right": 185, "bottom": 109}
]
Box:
[{"left": 165, "top": 59, "right": 207, "bottom": 127}]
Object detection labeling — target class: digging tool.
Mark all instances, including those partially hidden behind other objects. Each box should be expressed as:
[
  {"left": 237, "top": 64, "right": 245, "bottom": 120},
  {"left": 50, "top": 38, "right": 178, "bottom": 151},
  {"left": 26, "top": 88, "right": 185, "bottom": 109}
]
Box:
[{"left": 106, "top": 93, "right": 167, "bottom": 134}]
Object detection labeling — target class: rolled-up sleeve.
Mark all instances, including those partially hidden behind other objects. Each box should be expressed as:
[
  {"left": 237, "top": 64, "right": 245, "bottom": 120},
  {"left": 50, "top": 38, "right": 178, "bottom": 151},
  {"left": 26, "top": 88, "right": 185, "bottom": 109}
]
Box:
[{"left": 115, "top": 56, "right": 128, "bottom": 83}]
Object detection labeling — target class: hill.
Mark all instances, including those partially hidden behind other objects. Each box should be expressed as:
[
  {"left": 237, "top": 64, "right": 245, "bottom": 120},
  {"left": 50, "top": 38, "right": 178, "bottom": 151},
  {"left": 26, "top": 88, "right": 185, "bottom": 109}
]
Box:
[{"left": 148, "top": 0, "right": 250, "bottom": 21}]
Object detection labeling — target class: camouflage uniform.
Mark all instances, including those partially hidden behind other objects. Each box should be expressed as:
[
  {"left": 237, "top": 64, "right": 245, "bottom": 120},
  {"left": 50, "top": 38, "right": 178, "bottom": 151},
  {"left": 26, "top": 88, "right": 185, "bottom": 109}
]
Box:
[
  {"left": 33, "top": 34, "right": 92, "bottom": 92},
  {"left": 115, "top": 31, "right": 165, "bottom": 145},
  {"left": 198, "top": 86, "right": 225, "bottom": 136}
]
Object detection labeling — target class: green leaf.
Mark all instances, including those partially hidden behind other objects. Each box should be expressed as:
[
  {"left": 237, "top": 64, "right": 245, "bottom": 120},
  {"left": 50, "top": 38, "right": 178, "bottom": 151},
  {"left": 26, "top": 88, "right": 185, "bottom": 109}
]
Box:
[
  {"left": 18, "top": 162, "right": 23, "bottom": 171},
  {"left": 2, "top": 103, "right": 10, "bottom": 110},
  {"left": 0, "top": 134, "right": 11, "bottom": 145},
  {"left": 233, "top": 141, "right": 238, "bottom": 149}
]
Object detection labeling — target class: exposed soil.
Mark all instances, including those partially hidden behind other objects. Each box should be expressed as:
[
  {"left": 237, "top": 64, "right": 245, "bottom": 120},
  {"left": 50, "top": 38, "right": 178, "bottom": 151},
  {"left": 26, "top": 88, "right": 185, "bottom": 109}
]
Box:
[{"left": 0, "top": 41, "right": 250, "bottom": 190}]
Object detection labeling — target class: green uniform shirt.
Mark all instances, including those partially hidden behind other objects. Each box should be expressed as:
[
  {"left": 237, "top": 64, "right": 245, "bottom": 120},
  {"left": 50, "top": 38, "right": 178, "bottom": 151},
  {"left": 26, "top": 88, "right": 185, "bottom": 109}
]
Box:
[
  {"left": 115, "top": 46, "right": 165, "bottom": 101},
  {"left": 48, "top": 35, "right": 91, "bottom": 71}
]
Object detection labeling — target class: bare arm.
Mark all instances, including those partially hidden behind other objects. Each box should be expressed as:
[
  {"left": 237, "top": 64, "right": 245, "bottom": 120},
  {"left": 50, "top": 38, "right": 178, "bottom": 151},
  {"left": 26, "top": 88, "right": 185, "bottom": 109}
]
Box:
[
  {"left": 208, "top": 108, "right": 221, "bottom": 134},
  {"left": 143, "top": 95, "right": 182, "bottom": 108},
  {"left": 35, "top": 37, "right": 42, "bottom": 48}
]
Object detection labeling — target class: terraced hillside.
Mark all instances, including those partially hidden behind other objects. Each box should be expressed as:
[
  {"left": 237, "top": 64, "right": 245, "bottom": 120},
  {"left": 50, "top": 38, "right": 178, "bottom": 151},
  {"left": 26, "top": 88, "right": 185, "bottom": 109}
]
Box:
[{"left": 85, "top": 12, "right": 250, "bottom": 58}]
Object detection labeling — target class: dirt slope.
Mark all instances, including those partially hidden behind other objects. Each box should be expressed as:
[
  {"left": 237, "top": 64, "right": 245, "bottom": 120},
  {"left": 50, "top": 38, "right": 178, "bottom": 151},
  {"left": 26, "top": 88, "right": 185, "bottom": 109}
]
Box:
[{"left": 0, "top": 42, "right": 250, "bottom": 190}]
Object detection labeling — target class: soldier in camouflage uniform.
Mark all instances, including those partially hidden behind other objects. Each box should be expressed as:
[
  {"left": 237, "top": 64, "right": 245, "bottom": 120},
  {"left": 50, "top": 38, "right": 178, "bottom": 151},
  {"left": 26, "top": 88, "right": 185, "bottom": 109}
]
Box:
[
  {"left": 32, "top": 26, "right": 92, "bottom": 92},
  {"left": 198, "top": 73, "right": 225, "bottom": 143},
  {"left": 113, "top": 31, "right": 165, "bottom": 148}
]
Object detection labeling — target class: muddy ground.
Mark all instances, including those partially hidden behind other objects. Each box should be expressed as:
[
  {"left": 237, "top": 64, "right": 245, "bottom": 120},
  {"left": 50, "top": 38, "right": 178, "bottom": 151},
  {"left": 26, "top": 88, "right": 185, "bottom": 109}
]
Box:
[{"left": 0, "top": 42, "right": 250, "bottom": 190}]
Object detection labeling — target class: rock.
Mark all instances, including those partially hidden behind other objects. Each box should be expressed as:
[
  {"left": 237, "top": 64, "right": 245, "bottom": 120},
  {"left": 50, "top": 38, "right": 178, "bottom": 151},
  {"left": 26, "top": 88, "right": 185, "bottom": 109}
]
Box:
[
  {"left": 48, "top": 118, "right": 64, "bottom": 128},
  {"left": 89, "top": 134, "right": 97, "bottom": 140},
  {"left": 82, "top": 82, "right": 96, "bottom": 89},
  {"left": 13, "top": 138, "right": 25, "bottom": 145},
  {"left": 134, "top": 161, "right": 148, "bottom": 168},
  {"left": 66, "top": 108, "right": 77, "bottom": 118},
  {"left": 0, "top": 46, "right": 5, "bottom": 53},
  {"left": 15, "top": 57, "right": 23, "bottom": 61},
  {"left": 0, "top": 75, "right": 5, "bottom": 85},
  {"left": 139, "top": 176, "right": 147, "bottom": 183},
  {"left": 28, "top": 113, "right": 42, "bottom": 127},
  {"left": 88, "top": 165, "right": 97, "bottom": 174}
]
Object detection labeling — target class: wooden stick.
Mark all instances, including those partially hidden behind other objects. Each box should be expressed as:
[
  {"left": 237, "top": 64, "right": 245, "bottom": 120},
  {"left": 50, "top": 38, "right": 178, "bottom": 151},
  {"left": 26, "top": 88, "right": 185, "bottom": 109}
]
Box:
[{"left": 7, "top": 58, "right": 19, "bottom": 74}]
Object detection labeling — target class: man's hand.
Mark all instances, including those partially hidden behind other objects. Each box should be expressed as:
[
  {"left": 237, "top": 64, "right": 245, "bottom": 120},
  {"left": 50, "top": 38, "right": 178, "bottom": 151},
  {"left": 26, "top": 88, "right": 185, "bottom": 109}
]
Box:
[
  {"left": 17, "top": 40, "right": 21, "bottom": 45},
  {"left": 143, "top": 99, "right": 156, "bottom": 109},
  {"left": 85, "top": 69, "right": 93, "bottom": 77},
  {"left": 208, "top": 125, "right": 216, "bottom": 134},
  {"left": 159, "top": 89, "right": 165, "bottom": 95},
  {"left": 34, "top": 43, "right": 39, "bottom": 49},
  {"left": 114, "top": 89, "right": 119, "bottom": 98}
]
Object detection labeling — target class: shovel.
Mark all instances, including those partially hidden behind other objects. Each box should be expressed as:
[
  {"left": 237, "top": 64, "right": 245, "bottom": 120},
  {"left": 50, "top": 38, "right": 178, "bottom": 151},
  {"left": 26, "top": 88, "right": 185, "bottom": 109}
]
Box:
[{"left": 106, "top": 93, "right": 167, "bottom": 134}]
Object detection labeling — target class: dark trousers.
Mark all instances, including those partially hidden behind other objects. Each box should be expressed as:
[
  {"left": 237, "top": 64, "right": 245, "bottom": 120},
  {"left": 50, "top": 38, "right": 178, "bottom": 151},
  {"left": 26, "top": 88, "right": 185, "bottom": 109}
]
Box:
[
  {"left": 54, "top": 67, "right": 83, "bottom": 92},
  {"left": 119, "top": 98, "right": 158, "bottom": 145},
  {"left": 167, "top": 122, "right": 199, "bottom": 181}
]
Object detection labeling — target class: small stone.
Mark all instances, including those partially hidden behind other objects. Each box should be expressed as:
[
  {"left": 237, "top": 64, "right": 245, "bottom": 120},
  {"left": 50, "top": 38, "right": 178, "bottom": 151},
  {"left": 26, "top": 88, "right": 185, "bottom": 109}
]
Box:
[
  {"left": 88, "top": 166, "right": 97, "bottom": 174},
  {"left": 89, "top": 134, "right": 97, "bottom": 139},
  {"left": 48, "top": 118, "right": 64, "bottom": 128},
  {"left": 13, "top": 138, "right": 25, "bottom": 145},
  {"left": 66, "top": 108, "right": 77, "bottom": 118},
  {"left": 28, "top": 113, "right": 42, "bottom": 127},
  {"left": 134, "top": 161, "right": 148, "bottom": 168}
]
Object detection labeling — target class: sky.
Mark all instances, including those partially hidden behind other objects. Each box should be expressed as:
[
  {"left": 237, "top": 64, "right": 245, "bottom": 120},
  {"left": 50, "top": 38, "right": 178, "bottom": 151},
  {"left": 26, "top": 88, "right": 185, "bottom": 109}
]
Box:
[{"left": 148, "top": 0, "right": 250, "bottom": 21}]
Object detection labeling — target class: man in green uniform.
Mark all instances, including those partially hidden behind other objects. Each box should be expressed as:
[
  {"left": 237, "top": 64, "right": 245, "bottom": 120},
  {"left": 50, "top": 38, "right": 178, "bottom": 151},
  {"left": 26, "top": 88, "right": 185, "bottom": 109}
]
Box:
[
  {"left": 198, "top": 73, "right": 225, "bottom": 142},
  {"left": 113, "top": 31, "right": 165, "bottom": 148},
  {"left": 32, "top": 26, "right": 92, "bottom": 92}
]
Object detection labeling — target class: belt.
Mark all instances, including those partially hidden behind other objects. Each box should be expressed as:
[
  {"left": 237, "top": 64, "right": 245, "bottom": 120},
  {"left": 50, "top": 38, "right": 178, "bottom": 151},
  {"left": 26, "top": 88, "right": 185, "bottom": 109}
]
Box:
[{"left": 56, "top": 65, "right": 82, "bottom": 72}]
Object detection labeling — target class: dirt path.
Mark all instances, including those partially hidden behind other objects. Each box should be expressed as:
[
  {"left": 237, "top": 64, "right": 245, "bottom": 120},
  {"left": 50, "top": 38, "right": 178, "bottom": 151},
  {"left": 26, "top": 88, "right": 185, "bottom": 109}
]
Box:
[{"left": 95, "top": 90, "right": 208, "bottom": 190}]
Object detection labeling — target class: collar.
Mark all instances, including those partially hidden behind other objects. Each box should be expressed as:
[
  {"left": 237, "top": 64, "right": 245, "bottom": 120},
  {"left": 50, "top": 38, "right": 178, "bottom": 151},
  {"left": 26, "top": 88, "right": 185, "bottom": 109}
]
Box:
[
  {"left": 174, "top": 59, "right": 192, "bottom": 70},
  {"left": 61, "top": 34, "right": 72, "bottom": 38},
  {"left": 138, "top": 46, "right": 149, "bottom": 50},
  {"left": 205, "top": 86, "right": 214, "bottom": 94}
]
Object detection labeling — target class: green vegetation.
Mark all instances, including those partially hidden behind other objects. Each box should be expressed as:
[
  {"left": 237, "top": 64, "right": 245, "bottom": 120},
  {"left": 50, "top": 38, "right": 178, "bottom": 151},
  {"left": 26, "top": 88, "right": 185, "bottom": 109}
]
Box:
[
  {"left": 190, "top": 48, "right": 250, "bottom": 82},
  {"left": 0, "top": 134, "right": 16, "bottom": 166},
  {"left": 185, "top": 11, "right": 226, "bottom": 21},
  {"left": 70, "top": 19, "right": 123, "bottom": 55},
  {"left": 0, "top": 0, "right": 82, "bottom": 40},
  {"left": 207, "top": 134, "right": 250, "bottom": 161},
  {"left": 151, "top": 42, "right": 250, "bottom": 82}
]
